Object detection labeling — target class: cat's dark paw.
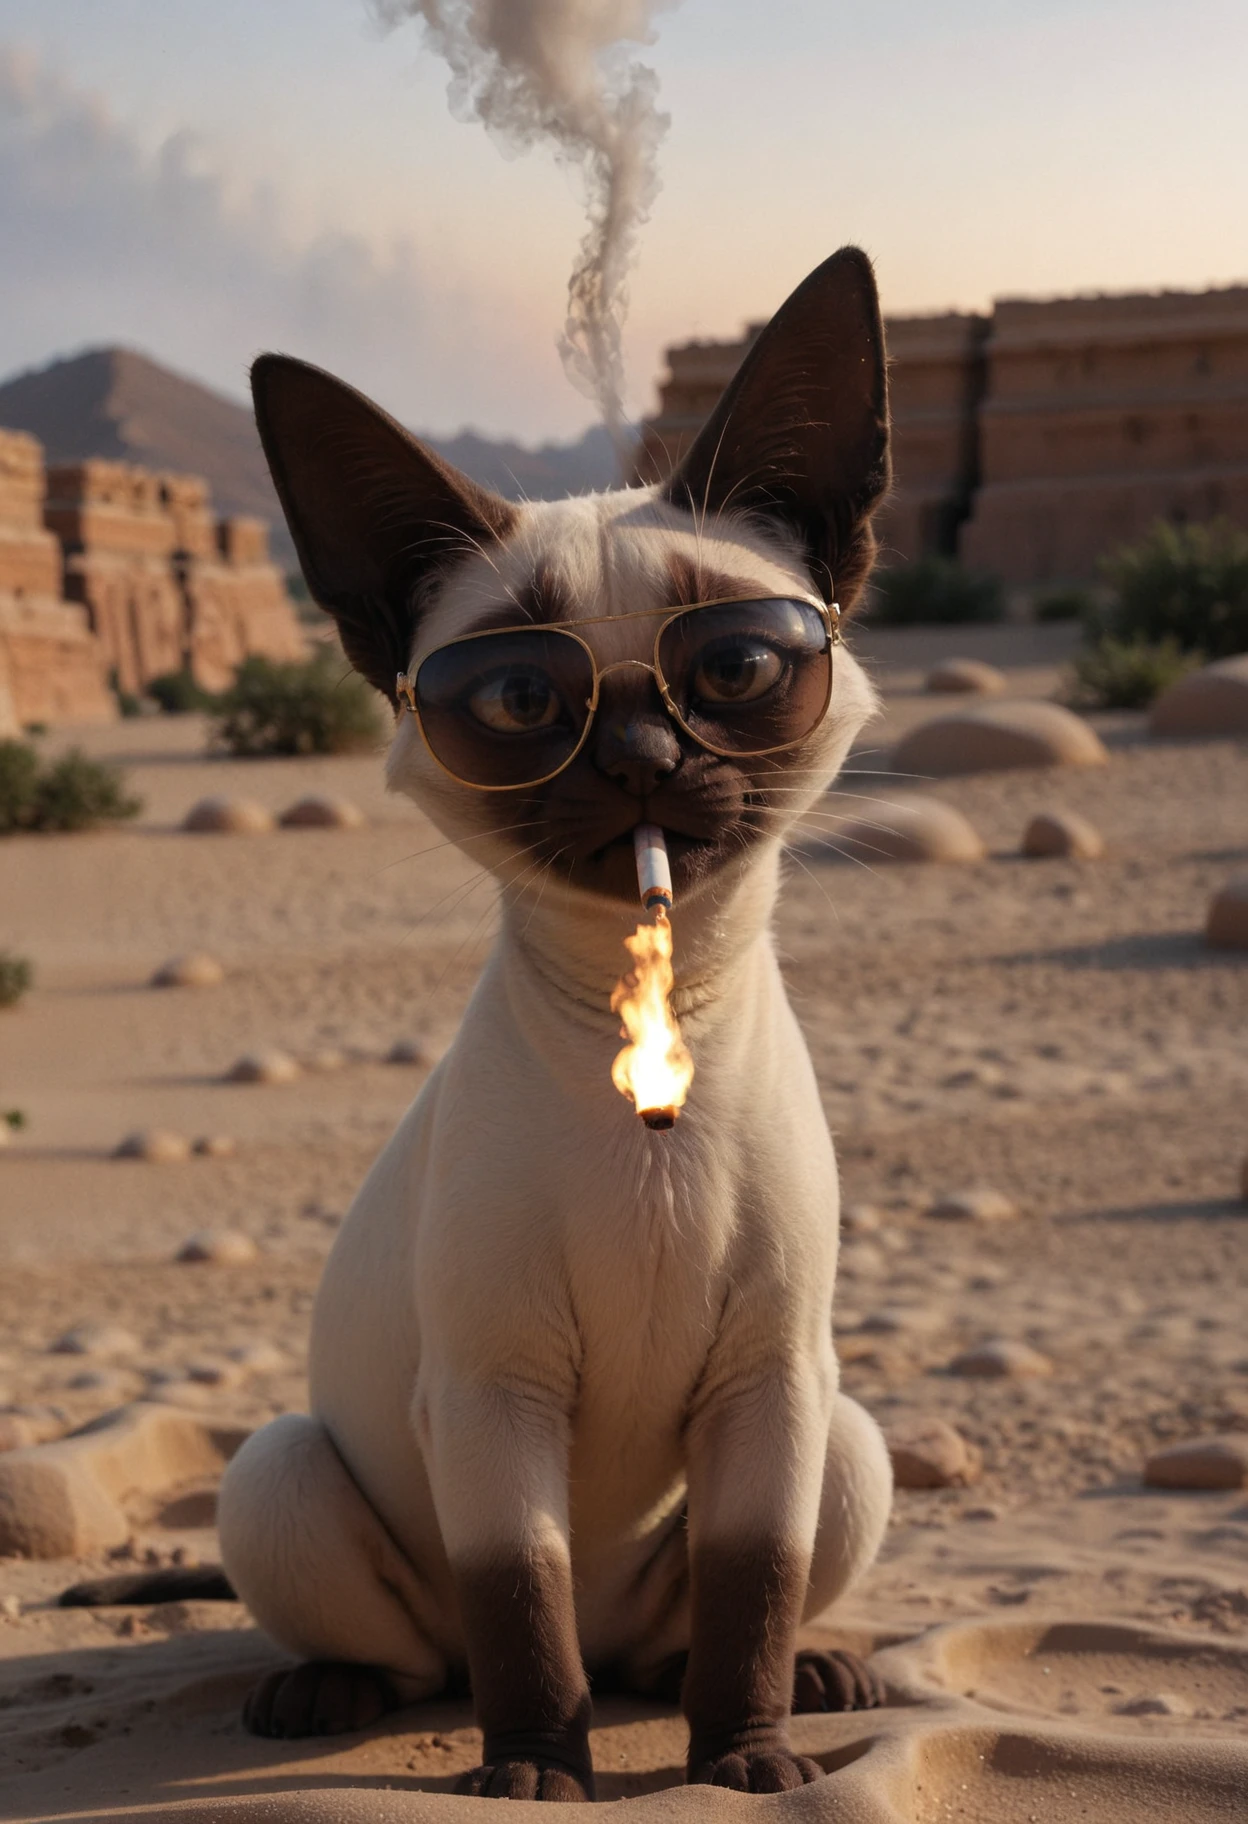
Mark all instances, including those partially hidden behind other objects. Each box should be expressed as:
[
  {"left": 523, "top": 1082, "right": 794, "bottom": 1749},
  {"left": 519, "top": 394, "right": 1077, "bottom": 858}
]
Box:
[
  {"left": 691, "top": 1750, "right": 824, "bottom": 1792},
  {"left": 793, "top": 1647, "right": 885, "bottom": 1712},
  {"left": 456, "top": 1760, "right": 594, "bottom": 1801},
  {"left": 243, "top": 1660, "right": 399, "bottom": 1737}
]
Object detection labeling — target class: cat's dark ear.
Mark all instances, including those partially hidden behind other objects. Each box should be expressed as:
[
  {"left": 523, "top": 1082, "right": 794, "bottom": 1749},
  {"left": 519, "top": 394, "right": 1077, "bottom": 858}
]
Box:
[
  {"left": 663, "top": 247, "right": 889, "bottom": 609},
  {"left": 251, "top": 355, "right": 517, "bottom": 703}
]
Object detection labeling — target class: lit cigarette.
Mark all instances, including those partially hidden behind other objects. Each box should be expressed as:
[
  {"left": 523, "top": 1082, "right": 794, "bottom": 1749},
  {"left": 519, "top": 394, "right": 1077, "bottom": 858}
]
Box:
[{"left": 633, "top": 823, "right": 673, "bottom": 914}]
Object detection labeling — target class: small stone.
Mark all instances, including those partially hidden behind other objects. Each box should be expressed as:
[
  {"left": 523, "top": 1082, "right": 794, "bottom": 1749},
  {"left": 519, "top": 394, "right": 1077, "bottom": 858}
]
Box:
[
  {"left": 886, "top": 1417, "right": 982, "bottom": 1489},
  {"left": 175, "top": 1229, "right": 259, "bottom": 1266},
  {"left": 303, "top": 1047, "right": 347, "bottom": 1073},
  {"left": 1021, "top": 810, "right": 1105, "bottom": 860},
  {"left": 182, "top": 796, "right": 275, "bottom": 835},
  {"left": 813, "top": 794, "right": 986, "bottom": 864},
  {"left": 1, "top": 1594, "right": 20, "bottom": 1619},
  {"left": 1150, "top": 654, "right": 1248, "bottom": 738},
  {"left": 225, "top": 1049, "right": 300, "bottom": 1085},
  {"left": 892, "top": 702, "right": 1108, "bottom": 777},
  {"left": 926, "top": 1187, "right": 1019, "bottom": 1223},
  {"left": 925, "top": 657, "right": 1006, "bottom": 695},
  {"left": 64, "top": 1368, "right": 134, "bottom": 1395},
  {"left": 1206, "top": 878, "right": 1248, "bottom": 951},
  {"left": 279, "top": 794, "right": 365, "bottom": 830},
  {"left": 860, "top": 1306, "right": 939, "bottom": 1336},
  {"left": 387, "top": 1038, "right": 431, "bottom": 1066},
  {"left": 961, "top": 1504, "right": 1002, "bottom": 1522},
  {"left": 838, "top": 1241, "right": 886, "bottom": 1280},
  {"left": 184, "top": 1359, "right": 244, "bottom": 1389},
  {"left": 150, "top": 952, "right": 225, "bottom": 989},
  {"left": 113, "top": 1129, "right": 190, "bottom": 1164},
  {"left": 949, "top": 1339, "right": 1053, "bottom": 1378},
  {"left": 227, "top": 1339, "right": 287, "bottom": 1374},
  {"left": 1115, "top": 1692, "right": 1188, "bottom": 1717},
  {"left": 51, "top": 1323, "right": 139, "bottom": 1358},
  {"left": 192, "top": 1135, "right": 236, "bottom": 1159},
  {"left": 841, "top": 1202, "right": 882, "bottom": 1235},
  {"left": 1143, "top": 1436, "right": 1248, "bottom": 1491}
]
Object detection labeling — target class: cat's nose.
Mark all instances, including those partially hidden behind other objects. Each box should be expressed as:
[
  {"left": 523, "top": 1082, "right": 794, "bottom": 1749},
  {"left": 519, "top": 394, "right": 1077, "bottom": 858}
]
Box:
[{"left": 594, "top": 710, "right": 682, "bottom": 798}]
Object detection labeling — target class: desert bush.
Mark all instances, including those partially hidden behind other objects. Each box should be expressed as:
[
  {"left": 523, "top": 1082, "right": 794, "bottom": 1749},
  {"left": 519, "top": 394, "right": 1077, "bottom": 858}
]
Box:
[
  {"left": 147, "top": 669, "right": 220, "bottom": 715},
  {"left": 870, "top": 557, "right": 1006, "bottom": 626},
  {"left": 1100, "top": 518, "right": 1248, "bottom": 658},
  {"left": 0, "top": 951, "right": 33, "bottom": 1008},
  {"left": 1035, "top": 586, "right": 1098, "bottom": 624},
  {"left": 0, "top": 740, "right": 141, "bottom": 834},
  {"left": 213, "top": 647, "right": 385, "bottom": 757},
  {"left": 1064, "top": 635, "right": 1200, "bottom": 711}
]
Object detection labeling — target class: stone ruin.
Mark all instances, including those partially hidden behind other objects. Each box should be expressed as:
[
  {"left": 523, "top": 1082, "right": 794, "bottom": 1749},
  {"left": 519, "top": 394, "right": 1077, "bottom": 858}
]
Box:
[
  {"left": 0, "top": 429, "right": 306, "bottom": 736},
  {"left": 634, "top": 281, "right": 1248, "bottom": 589}
]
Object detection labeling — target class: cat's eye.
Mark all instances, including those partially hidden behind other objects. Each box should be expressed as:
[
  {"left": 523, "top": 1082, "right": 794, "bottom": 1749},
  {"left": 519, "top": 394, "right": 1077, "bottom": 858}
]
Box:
[
  {"left": 690, "top": 639, "right": 784, "bottom": 706},
  {"left": 465, "top": 666, "right": 563, "bottom": 734}
]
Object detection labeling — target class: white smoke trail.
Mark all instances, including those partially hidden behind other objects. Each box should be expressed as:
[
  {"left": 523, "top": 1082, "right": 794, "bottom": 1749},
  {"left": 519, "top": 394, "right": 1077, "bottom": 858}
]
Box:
[{"left": 374, "top": 0, "right": 678, "bottom": 451}]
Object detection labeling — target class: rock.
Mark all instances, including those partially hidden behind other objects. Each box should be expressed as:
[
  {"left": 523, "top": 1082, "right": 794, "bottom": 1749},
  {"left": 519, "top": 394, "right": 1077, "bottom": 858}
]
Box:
[
  {"left": 949, "top": 1339, "right": 1053, "bottom": 1378},
  {"left": 303, "top": 1047, "right": 347, "bottom": 1073},
  {"left": 279, "top": 793, "right": 366, "bottom": 830},
  {"left": 192, "top": 1134, "right": 236, "bottom": 1158},
  {"left": 150, "top": 952, "right": 225, "bottom": 989},
  {"left": 0, "top": 1409, "right": 67, "bottom": 1453},
  {"left": 1143, "top": 1435, "right": 1248, "bottom": 1491},
  {"left": 1206, "top": 877, "right": 1248, "bottom": 951},
  {"left": 387, "top": 1037, "right": 431, "bottom": 1066},
  {"left": 838, "top": 1241, "right": 886, "bottom": 1280},
  {"left": 925, "top": 657, "right": 1007, "bottom": 695},
  {"left": 892, "top": 701, "right": 1108, "bottom": 777},
  {"left": 859, "top": 1305, "right": 940, "bottom": 1336},
  {"left": 1021, "top": 809, "right": 1105, "bottom": 860},
  {"left": 1150, "top": 654, "right": 1248, "bottom": 738},
  {"left": 1115, "top": 1692, "right": 1189, "bottom": 1717},
  {"left": 182, "top": 795, "right": 275, "bottom": 835},
  {"left": 175, "top": 1229, "right": 258, "bottom": 1266},
  {"left": 184, "top": 1359, "right": 245, "bottom": 1390},
  {"left": 228, "top": 1339, "right": 287, "bottom": 1375},
  {"left": 64, "top": 1368, "right": 135, "bottom": 1395},
  {"left": 51, "top": 1323, "right": 139, "bottom": 1358},
  {"left": 113, "top": 1129, "right": 190, "bottom": 1164},
  {"left": 225, "top": 1048, "right": 300, "bottom": 1085},
  {"left": 886, "top": 1417, "right": 982, "bottom": 1489},
  {"left": 841, "top": 1202, "right": 882, "bottom": 1235},
  {"left": 0, "top": 1401, "right": 249, "bottom": 1558},
  {"left": 926, "top": 1187, "right": 1019, "bottom": 1223},
  {"left": 814, "top": 794, "right": 986, "bottom": 864}
]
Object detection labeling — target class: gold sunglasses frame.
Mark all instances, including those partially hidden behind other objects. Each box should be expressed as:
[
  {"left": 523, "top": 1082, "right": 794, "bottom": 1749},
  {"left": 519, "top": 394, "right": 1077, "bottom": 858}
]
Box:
[{"left": 396, "top": 594, "right": 841, "bottom": 792}]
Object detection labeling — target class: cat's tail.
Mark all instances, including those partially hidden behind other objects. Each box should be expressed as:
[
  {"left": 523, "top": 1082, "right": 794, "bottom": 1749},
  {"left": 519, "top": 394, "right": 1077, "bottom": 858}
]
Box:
[{"left": 60, "top": 1565, "right": 236, "bottom": 1606}]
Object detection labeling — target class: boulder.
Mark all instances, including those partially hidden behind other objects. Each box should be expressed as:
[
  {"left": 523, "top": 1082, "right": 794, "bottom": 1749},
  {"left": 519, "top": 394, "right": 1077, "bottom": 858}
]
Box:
[
  {"left": 1149, "top": 654, "right": 1248, "bottom": 738},
  {"left": 225, "top": 1048, "right": 300, "bottom": 1085},
  {"left": 892, "top": 701, "right": 1108, "bottom": 777},
  {"left": 1143, "top": 1435, "right": 1248, "bottom": 1491},
  {"left": 150, "top": 952, "right": 225, "bottom": 989},
  {"left": 1206, "top": 877, "right": 1248, "bottom": 951},
  {"left": 949, "top": 1338, "right": 1053, "bottom": 1378},
  {"left": 812, "top": 795, "right": 985, "bottom": 864},
  {"left": 279, "top": 793, "right": 365, "bottom": 830},
  {"left": 926, "top": 1187, "right": 1019, "bottom": 1223},
  {"left": 1021, "top": 809, "right": 1105, "bottom": 860},
  {"left": 113, "top": 1129, "right": 190, "bottom": 1164},
  {"left": 885, "top": 1417, "right": 981, "bottom": 1489},
  {"left": 175, "top": 1229, "right": 259, "bottom": 1266},
  {"left": 182, "top": 796, "right": 275, "bottom": 835},
  {"left": 925, "top": 657, "right": 1006, "bottom": 695}
]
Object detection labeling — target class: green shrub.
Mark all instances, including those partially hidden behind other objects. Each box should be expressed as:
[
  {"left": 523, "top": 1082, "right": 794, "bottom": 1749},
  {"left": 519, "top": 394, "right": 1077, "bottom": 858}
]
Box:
[
  {"left": 147, "top": 669, "right": 220, "bottom": 715},
  {"left": 1100, "top": 518, "right": 1248, "bottom": 658},
  {"left": 870, "top": 557, "right": 1006, "bottom": 626},
  {"left": 0, "top": 952, "right": 33, "bottom": 1008},
  {"left": 1035, "top": 586, "right": 1098, "bottom": 624},
  {"left": 4, "top": 1108, "right": 26, "bottom": 1129},
  {"left": 213, "top": 647, "right": 385, "bottom": 757},
  {"left": 0, "top": 739, "right": 141, "bottom": 834},
  {"left": 1064, "top": 635, "right": 1200, "bottom": 711}
]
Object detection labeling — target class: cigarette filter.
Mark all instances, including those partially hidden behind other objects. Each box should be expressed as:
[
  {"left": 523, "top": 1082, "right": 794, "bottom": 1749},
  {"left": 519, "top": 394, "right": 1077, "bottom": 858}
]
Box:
[{"left": 633, "top": 823, "right": 673, "bottom": 913}]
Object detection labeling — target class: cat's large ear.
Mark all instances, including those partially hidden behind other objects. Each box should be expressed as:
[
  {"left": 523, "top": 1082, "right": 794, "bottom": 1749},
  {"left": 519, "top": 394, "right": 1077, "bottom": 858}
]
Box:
[
  {"left": 251, "top": 355, "right": 517, "bottom": 703},
  {"left": 662, "top": 246, "right": 889, "bottom": 608}
]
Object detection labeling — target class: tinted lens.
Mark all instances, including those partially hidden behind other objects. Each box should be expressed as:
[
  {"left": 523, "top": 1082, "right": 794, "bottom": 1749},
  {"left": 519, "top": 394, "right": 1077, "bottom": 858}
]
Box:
[
  {"left": 657, "top": 598, "right": 832, "bottom": 754},
  {"left": 414, "top": 629, "right": 595, "bottom": 787}
]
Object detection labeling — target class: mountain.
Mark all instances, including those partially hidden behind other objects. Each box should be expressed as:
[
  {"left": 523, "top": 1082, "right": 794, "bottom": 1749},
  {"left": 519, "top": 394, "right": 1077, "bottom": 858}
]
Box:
[{"left": 0, "top": 347, "right": 631, "bottom": 573}]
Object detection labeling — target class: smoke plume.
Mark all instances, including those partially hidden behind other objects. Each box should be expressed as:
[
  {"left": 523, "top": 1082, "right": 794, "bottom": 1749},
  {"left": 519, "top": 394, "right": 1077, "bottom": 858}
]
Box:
[{"left": 376, "top": 1, "right": 677, "bottom": 448}]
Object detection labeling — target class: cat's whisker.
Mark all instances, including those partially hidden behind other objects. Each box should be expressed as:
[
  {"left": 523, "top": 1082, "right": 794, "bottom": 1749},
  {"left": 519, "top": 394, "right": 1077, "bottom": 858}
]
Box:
[{"left": 373, "top": 820, "right": 549, "bottom": 878}]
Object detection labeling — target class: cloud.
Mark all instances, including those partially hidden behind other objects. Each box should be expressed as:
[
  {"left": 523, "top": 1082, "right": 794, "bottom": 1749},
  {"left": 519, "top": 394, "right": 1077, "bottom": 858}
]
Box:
[{"left": 0, "top": 43, "right": 582, "bottom": 435}]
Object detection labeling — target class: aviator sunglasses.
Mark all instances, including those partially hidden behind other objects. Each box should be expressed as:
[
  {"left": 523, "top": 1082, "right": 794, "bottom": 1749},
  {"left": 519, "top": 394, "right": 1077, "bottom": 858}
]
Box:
[{"left": 396, "top": 594, "right": 842, "bottom": 791}]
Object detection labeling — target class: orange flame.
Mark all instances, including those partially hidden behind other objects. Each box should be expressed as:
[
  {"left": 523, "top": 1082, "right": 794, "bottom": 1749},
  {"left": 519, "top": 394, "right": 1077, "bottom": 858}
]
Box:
[{"left": 610, "top": 908, "right": 694, "bottom": 1127}]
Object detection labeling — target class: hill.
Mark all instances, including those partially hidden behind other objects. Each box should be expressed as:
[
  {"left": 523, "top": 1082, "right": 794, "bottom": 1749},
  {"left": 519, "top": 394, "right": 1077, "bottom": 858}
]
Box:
[{"left": 0, "top": 347, "right": 628, "bottom": 573}]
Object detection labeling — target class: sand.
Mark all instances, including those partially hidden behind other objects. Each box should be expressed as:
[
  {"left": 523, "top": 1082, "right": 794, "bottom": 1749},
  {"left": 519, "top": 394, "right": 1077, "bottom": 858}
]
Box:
[{"left": 1, "top": 621, "right": 1246, "bottom": 1820}]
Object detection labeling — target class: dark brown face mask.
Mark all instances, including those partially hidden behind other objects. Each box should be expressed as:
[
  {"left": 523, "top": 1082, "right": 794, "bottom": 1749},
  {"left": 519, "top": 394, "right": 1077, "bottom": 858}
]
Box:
[{"left": 397, "top": 595, "right": 841, "bottom": 791}]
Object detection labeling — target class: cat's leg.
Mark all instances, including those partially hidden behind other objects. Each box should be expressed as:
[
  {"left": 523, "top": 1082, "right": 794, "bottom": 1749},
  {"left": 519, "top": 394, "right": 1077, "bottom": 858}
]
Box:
[{"left": 217, "top": 1413, "right": 448, "bottom": 1737}]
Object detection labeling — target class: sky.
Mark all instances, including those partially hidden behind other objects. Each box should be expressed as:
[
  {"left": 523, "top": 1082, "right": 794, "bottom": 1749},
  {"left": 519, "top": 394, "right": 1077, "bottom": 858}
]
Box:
[{"left": 1, "top": 0, "right": 1246, "bottom": 442}]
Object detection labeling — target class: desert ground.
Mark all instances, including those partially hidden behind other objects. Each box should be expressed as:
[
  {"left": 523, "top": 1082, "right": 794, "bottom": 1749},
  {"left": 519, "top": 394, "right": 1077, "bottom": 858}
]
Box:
[{"left": 1, "top": 619, "right": 1246, "bottom": 1823}]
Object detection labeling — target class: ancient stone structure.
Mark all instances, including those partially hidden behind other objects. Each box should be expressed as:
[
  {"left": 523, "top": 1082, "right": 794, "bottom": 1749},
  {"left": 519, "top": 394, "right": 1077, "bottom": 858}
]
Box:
[
  {"left": 0, "top": 430, "right": 114, "bottom": 736},
  {"left": 877, "top": 314, "right": 987, "bottom": 565}
]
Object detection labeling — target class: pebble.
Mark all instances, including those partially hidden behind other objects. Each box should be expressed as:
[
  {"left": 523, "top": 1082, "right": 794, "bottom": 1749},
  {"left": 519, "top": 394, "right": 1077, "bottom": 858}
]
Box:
[
  {"left": 1021, "top": 809, "right": 1105, "bottom": 860},
  {"left": 184, "top": 1359, "right": 245, "bottom": 1390},
  {"left": 64, "top": 1368, "right": 135, "bottom": 1394},
  {"left": 1143, "top": 1435, "right": 1248, "bottom": 1491},
  {"left": 51, "top": 1323, "right": 139, "bottom": 1358},
  {"left": 949, "top": 1338, "right": 1054, "bottom": 1378},
  {"left": 860, "top": 1305, "right": 940, "bottom": 1336},
  {"left": 279, "top": 793, "right": 366, "bottom": 830},
  {"left": 812, "top": 794, "right": 985, "bottom": 864},
  {"left": 182, "top": 795, "right": 275, "bottom": 834},
  {"left": 150, "top": 952, "right": 225, "bottom": 989},
  {"left": 175, "top": 1229, "right": 259, "bottom": 1266},
  {"left": 838, "top": 1241, "right": 886, "bottom": 1280},
  {"left": 192, "top": 1134, "right": 237, "bottom": 1158},
  {"left": 926, "top": 1187, "right": 1019, "bottom": 1223},
  {"left": 1, "top": 1594, "right": 21, "bottom": 1619},
  {"left": 1114, "top": 1692, "right": 1188, "bottom": 1717},
  {"left": 387, "top": 1037, "right": 431, "bottom": 1066},
  {"left": 841, "top": 1202, "right": 882, "bottom": 1235},
  {"left": 891, "top": 701, "right": 1108, "bottom": 777},
  {"left": 885, "top": 1417, "right": 982, "bottom": 1489},
  {"left": 1149, "top": 654, "right": 1248, "bottom": 738},
  {"left": 113, "top": 1129, "right": 191, "bottom": 1164},
  {"left": 303, "top": 1047, "right": 347, "bottom": 1073},
  {"left": 225, "top": 1048, "right": 301, "bottom": 1085},
  {"left": 925, "top": 657, "right": 1006, "bottom": 695},
  {"left": 1206, "top": 877, "right": 1248, "bottom": 951},
  {"left": 228, "top": 1339, "right": 288, "bottom": 1374}
]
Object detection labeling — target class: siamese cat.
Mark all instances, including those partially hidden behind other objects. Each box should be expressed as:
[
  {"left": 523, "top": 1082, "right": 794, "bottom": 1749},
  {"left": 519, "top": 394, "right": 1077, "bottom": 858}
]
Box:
[{"left": 216, "top": 247, "right": 895, "bottom": 1800}]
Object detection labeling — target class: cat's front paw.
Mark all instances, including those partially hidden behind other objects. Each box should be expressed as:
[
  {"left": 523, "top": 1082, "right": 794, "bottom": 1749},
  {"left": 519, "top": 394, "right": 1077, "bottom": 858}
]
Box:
[
  {"left": 457, "top": 1759, "right": 594, "bottom": 1801},
  {"left": 243, "top": 1660, "right": 398, "bottom": 1737},
  {"left": 793, "top": 1647, "right": 886, "bottom": 1712},
  {"left": 691, "top": 1750, "right": 824, "bottom": 1792}
]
